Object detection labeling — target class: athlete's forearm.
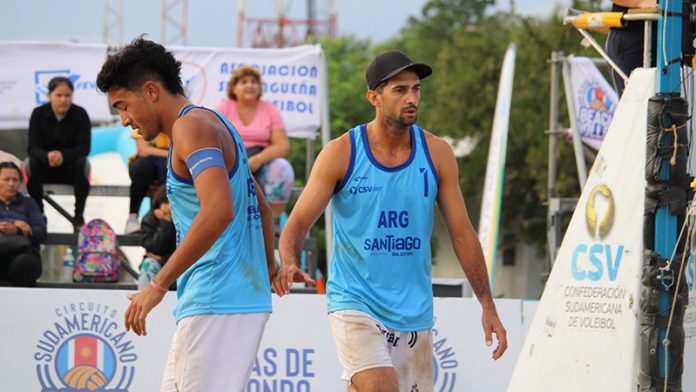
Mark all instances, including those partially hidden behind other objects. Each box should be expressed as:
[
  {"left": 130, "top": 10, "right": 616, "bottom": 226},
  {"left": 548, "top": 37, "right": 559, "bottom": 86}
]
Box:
[
  {"left": 154, "top": 205, "right": 233, "bottom": 288},
  {"left": 255, "top": 181, "right": 276, "bottom": 274},
  {"left": 453, "top": 234, "right": 496, "bottom": 309},
  {"left": 278, "top": 221, "right": 306, "bottom": 268}
]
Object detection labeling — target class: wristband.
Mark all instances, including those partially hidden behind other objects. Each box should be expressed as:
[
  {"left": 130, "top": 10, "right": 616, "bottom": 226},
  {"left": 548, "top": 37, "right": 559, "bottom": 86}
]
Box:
[{"left": 150, "top": 279, "right": 168, "bottom": 294}]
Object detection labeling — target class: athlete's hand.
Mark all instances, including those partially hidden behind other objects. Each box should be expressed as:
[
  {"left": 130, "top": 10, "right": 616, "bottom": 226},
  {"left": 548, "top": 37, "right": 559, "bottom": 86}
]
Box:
[
  {"left": 272, "top": 263, "right": 316, "bottom": 296},
  {"left": 268, "top": 263, "right": 279, "bottom": 285},
  {"left": 482, "top": 306, "right": 507, "bottom": 360},
  {"left": 125, "top": 285, "right": 166, "bottom": 336}
]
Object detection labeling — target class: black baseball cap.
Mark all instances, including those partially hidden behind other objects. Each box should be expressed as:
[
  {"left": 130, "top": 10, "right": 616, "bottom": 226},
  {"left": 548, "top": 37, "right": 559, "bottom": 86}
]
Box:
[{"left": 365, "top": 50, "right": 432, "bottom": 90}]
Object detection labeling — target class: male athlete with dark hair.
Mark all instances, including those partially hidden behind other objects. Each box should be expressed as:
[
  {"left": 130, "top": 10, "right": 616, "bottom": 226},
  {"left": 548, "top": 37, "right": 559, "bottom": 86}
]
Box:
[
  {"left": 275, "top": 50, "right": 507, "bottom": 392},
  {"left": 97, "top": 37, "right": 276, "bottom": 391}
]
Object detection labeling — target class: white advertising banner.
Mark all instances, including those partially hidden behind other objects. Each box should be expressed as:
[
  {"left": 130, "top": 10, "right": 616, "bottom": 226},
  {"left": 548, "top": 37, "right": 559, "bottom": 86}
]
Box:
[
  {"left": 569, "top": 57, "right": 619, "bottom": 151},
  {"left": 0, "top": 288, "right": 526, "bottom": 391},
  {"left": 0, "top": 41, "right": 112, "bottom": 129},
  {"left": 170, "top": 44, "right": 324, "bottom": 139}
]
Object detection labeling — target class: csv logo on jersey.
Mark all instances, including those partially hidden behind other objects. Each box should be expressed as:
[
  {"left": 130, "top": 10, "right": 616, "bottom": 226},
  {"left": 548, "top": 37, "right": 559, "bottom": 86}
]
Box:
[
  {"left": 33, "top": 302, "right": 137, "bottom": 391},
  {"left": 570, "top": 184, "right": 624, "bottom": 281},
  {"left": 349, "top": 176, "right": 383, "bottom": 195}
]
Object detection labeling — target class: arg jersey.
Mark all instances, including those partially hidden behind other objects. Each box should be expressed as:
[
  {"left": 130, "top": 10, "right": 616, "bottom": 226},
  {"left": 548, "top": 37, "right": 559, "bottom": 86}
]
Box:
[
  {"left": 328, "top": 124, "right": 438, "bottom": 331},
  {"left": 166, "top": 105, "right": 271, "bottom": 322}
]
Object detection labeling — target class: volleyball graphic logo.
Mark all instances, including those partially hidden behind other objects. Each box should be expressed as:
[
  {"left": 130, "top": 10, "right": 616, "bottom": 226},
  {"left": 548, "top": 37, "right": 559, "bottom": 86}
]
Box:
[
  {"left": 64, "top": 365, "right": 107, "bottom": 390},
  {"left": 34, "top": 302, "right": 137, "bottom": 391},
  {"left": 55, "top": 334, "right": 115, "bottom": 390}
]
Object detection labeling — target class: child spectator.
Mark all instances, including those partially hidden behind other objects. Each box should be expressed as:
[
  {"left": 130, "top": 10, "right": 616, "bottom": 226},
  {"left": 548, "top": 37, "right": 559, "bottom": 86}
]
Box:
[
  {"left": 125, "top": 131, "right": 169, "bottom": 234},
  {"left": 137, "top": 185, "right": 176, "bottom": 290}
]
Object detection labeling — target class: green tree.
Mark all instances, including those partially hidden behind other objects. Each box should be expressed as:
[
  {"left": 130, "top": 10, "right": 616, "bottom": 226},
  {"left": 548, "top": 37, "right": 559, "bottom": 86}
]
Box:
[
  {"left": 384, "top": 1, "right": 602, "bottom": 246},
  {"left": 291, "top": 0, "right": 609, "bottom": 266}
]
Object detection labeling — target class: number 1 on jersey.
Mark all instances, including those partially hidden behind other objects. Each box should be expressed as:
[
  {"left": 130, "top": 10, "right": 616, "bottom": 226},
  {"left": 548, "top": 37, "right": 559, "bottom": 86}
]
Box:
[{"left": 420, "top": 168, "right": 428, "bottom": 197}]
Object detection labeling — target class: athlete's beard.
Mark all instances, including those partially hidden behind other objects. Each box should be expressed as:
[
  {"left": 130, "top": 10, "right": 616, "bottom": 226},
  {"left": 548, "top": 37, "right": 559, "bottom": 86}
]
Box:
[{"left": 385, "top": 105, "right": 418, "bottom": 129}]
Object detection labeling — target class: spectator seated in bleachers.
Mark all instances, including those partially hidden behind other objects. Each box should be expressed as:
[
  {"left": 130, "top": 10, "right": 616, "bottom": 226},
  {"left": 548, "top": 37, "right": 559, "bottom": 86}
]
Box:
[
  {"left": 125, "top": 130, "right": 170, "bottom": 234},
  {"left": 0, "top": 150, "right": 24, "bottom": 191},
  {"left": 26, "top": 76, "right": 91, "bottom": 232},
  {"left": 215, "top": 65, "right": 295, "bottom": 221},
  {"left": 137, "top": 185, "right": 176, "bottom": 290},
  {"left": 0, "top": 162, "right": 46, "bottom": 286}
]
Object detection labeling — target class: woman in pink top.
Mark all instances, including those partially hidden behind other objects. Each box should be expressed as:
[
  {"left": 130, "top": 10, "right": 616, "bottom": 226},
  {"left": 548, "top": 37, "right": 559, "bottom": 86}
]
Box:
[{"left": 216, "top": 65, "right": 295, "bottom": 219}]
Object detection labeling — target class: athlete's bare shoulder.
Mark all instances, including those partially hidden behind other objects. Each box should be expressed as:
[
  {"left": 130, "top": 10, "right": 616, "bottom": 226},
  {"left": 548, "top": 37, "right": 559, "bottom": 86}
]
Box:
[
  {"left": 420, "top": 128, "right": 456, "bottom": 168},
  {"left": 324, "top": 132, "right": 352, "bottom": 154},
  {"left": 313, "top": 131, "right": 353, "bottom": 183}
]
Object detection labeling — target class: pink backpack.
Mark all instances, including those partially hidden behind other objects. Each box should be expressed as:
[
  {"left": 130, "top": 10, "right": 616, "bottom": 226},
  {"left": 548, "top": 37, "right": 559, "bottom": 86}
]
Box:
[{"left": 73, "top": 219, "right": 121, "bottom": 282}]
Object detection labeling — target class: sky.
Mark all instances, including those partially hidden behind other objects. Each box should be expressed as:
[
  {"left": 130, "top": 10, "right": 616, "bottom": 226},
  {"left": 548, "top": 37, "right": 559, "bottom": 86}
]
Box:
[{"left": 0, "top": 0, "right": 610, "bottom": 47}]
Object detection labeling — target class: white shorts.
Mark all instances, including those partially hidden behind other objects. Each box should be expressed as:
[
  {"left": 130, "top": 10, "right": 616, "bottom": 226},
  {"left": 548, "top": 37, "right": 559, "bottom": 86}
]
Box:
[
  {"left": 160, "top": 312, "right": 270, "bottom": 392},
  {"left": 328, "top": 310, "right": 434, "bottom": 392}
]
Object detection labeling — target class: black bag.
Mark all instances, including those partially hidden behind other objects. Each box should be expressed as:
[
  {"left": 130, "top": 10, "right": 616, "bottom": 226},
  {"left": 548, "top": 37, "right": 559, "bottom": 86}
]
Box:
[
  {"left": 0, "top": 234, "right": 31, "bottom": 255},
  {"left": 246, "top": 145, "right": 264, "bottom": 157}
]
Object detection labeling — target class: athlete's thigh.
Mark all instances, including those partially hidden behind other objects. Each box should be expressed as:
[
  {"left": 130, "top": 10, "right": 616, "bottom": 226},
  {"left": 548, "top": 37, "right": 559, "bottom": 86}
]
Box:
[
  {"left": 173, "top": 313, "right": 269, "bottom": 391},
  {"left": 159, "top": 330, "right": 177, "bottom": 392},
  {"left": 329, "top": 310, "right": 394, "bottom": 381},
  {"left": 392, "top": 329, "right": 434, "bottom": 392},
  {"left": 351, "top": 366, "right": 399, "bottom": 392}
]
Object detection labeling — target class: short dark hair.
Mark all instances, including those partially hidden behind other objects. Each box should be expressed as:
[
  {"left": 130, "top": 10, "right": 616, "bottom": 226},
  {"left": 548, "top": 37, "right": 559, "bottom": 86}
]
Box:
[
  {"left": 48, "top": 77, "right": 74, "bottom": 93},
  {"left": 97, "top": 37, "right": 184, "bottom": 95},
  {"left": 0, "top": 161, "right": 22, "bottom": 182}
]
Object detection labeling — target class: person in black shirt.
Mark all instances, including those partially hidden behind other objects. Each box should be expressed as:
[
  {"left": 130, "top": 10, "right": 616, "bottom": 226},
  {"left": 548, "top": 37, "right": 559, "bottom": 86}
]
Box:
[
  {"left": 27, "top": 76, "right": 91, "bottom": 231},
  {"left": 137, "top": 185, "right": 176, "bottom": 290},
  {"left": 606, "top": 1, "right": 657, "bottom": 96}
]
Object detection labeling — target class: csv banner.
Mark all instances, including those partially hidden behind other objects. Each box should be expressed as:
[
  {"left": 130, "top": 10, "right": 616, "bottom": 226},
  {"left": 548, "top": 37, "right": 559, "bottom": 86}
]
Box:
[
  {"left": 171, "top": 44, "right": 325, "bottom": 139},
  {"left": 569, "top": 56, "right": 619, "bottom": 151},
  {"left": 0, "top": 41, "right": 113, "bottom": 129}
]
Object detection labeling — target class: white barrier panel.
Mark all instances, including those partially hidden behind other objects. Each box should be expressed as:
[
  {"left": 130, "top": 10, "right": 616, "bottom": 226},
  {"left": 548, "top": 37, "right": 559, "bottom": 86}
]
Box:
[
  {"left": 0, "top": 41, "right": 113, "bottom": 129},
  {"left": 686, "top": 253, "right": 696, "bottom": 390},
  {"left": 0, "top": 288, "right": 526, "bottom": 391},
  {"left": 171, "top": 45, "right": 325, "bottom": 139}
]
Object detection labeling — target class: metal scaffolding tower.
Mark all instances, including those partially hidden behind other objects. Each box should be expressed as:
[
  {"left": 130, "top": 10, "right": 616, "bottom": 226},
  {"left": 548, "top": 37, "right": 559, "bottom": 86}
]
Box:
[
  {"left": 103, "top": 0, "right": 124, "bottom": 45},
  {"left": 237, "top": 0, "right": 336, "bottom": 48},
  {"left": 161, "top": 0, "right": 189, "bottom": 46}
]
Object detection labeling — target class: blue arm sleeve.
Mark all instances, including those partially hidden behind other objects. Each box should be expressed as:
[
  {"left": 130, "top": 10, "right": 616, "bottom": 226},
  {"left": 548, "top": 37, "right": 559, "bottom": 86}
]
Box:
[{"left": 185, "top": 148, "right": 226, "bottom": 181}]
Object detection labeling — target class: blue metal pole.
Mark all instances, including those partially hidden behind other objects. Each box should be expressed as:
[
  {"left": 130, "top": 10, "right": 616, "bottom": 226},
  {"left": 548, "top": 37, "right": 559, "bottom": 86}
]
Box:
[{"left": 654, "top": 0, "right": 682, "bottom": 380}]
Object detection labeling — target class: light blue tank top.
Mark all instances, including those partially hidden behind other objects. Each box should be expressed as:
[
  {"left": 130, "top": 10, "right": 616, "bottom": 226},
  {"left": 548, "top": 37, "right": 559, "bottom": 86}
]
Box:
[
  {"left": 328, "top": 124, "right": 439, "bottom": 331},
  {"left": 166, "top": 105, "right": 271, "bottom": 322}
]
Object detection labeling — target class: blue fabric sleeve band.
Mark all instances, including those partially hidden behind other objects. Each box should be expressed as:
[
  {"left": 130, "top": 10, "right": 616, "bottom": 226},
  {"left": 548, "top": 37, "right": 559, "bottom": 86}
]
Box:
[{"left": 185, "top": 148, "right": 225, "bottom": 180}]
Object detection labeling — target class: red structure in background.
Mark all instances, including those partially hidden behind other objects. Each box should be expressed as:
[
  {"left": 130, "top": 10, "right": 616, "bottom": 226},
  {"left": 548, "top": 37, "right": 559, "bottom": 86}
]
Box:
[{"left": 237, "top": 0, "right": 337, "bottom": 48}]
